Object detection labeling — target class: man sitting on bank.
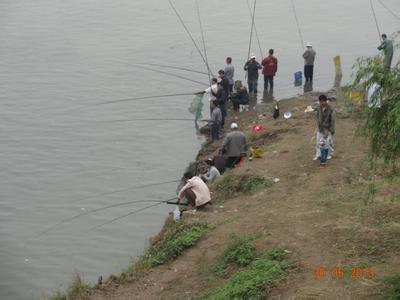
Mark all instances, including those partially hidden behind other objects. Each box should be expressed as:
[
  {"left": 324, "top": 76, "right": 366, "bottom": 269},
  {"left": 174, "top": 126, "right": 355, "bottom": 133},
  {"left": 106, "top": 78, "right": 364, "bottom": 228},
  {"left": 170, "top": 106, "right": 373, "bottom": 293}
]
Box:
[{"left": 177, "top": 171, "right": 212, "bottom": 208}]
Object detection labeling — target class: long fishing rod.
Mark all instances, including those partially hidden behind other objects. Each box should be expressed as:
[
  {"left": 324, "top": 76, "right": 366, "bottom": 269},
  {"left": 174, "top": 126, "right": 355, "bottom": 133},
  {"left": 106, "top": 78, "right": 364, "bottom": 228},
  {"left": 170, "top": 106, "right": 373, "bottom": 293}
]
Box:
[
  {"left": 95, "top": 118, "right": 197, "bottom": 123},
  {"left": 167, "top": 0, "right": 214, "bottom": 77},
  {"left": 72, "top": 179, "right": 180, "bottom": 203},
  {"left": 38, "top": 197, "right": 176, "bottom": 237},
  {"left": 130, "top": 64, "right": 208, "bottom": 86},
  {"left": 195, "top": 0, "right": 211, "bottom": 84},
  {"left": 133, "top": 62, "right": 209, "bottom": 75},
  {"left": 246, "top": 0, "right": 263, "bottom": 59},
  {"left": 100, "top": 92, "right": 200, "bottom": 105},
  {"left": 290, "top": 0, "right": 305, "bottom": 50},
  {"left": 370, "top": 0, "right": 382, "bottom": 41},
  {"left": 377, "top": 0, "right": 400, "bottom": 21},
  {"left": 89, "top": 201, "right": 167, "bottom": 231},
  {"left": 247, "top": 0, "right": 257, "bottom": 61}
]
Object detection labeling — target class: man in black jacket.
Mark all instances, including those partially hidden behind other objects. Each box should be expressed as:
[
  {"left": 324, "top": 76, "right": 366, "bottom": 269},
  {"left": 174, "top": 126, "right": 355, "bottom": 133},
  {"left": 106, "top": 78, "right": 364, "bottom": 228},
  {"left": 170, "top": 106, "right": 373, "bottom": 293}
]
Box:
[{"left": 244, "top": 55, "right": 262, "bottom": 94}]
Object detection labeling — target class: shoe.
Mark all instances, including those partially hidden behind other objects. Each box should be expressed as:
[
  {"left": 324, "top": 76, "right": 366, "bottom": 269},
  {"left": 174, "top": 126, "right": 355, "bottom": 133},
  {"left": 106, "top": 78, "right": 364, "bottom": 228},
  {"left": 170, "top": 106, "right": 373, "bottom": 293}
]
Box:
[
  {"left": 327, "top": 155, "right": 332, "bottom": 160},
  {"left": 313, "top": 156, "right": 319, "bottom": 161}
]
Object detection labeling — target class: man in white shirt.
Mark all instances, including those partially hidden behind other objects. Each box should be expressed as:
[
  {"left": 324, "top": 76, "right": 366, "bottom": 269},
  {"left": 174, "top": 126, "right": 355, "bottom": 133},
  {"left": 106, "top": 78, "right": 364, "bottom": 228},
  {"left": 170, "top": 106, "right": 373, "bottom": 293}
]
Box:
[
  {"left": 177, "top": 172, "right": 212, "bottom": 208},
  {"left": 204, "top": 78, "right": 218, "bottom": 115}
]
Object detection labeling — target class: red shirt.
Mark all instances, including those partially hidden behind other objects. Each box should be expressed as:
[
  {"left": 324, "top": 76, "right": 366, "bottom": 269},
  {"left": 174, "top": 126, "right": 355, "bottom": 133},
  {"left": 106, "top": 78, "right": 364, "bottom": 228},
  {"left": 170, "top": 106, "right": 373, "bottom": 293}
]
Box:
[{"left": 262, "top": 55, "right": 278, "bottom": 76}]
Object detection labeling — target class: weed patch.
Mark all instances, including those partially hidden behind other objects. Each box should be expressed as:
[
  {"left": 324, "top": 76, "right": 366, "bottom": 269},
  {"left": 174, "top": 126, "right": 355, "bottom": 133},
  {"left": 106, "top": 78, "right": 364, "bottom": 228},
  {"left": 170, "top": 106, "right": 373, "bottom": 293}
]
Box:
[
  {"left": 209, "top": 173, "right": 272, "bottom": 201},
  {"left": 48, "top": 273, "right": 91, "bottom": 300},
  {"left": 209, "top": 248, "right": 290, "bottom": 299},
  {"left": 381, "top": 274, "right": 400, "bottom": 300},
  {"left": 213, "top": 235, "right": 256, "bottom": 276},
  {"left": 138, "top": 221, "right": 213, "bottom": 268}
]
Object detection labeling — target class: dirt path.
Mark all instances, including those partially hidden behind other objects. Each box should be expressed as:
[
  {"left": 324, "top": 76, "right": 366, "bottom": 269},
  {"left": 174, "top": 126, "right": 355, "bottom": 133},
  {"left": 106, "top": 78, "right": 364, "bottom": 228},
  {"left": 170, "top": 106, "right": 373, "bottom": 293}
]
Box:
[{"left": 83, "top": 93, "right": 399, "bottom": 299}]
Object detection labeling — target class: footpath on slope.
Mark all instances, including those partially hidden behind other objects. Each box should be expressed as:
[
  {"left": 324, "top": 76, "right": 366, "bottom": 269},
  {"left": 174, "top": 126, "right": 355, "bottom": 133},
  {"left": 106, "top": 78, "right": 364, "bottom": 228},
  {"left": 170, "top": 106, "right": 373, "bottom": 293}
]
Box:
[{"left": 82, "top": 89, "right": 400, "bottom": 300}]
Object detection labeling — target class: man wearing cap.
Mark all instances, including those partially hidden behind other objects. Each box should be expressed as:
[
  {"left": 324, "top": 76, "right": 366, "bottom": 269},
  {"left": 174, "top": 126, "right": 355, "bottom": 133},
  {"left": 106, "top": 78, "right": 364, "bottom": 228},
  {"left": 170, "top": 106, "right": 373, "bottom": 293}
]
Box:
[
  {"left": 222, "top": 123, "right": 248, "bottom": 168},
  {"left": 377, "top": 33, "right": 394, "bottom": 70},
  {"left": 303, "top": 42, "right": 316, "bottom": 82},
  {"left": 201, "top": 158, "right": 221, "bottom": 183},
  {"left": 224, "top": 57, "right": 235, "bottom": 93},
  {"left": 244, "top": 55, "right": 262, "bottom": 94},
  {"left": 262, "top": 49, "right": 278, "bottom": 91},
  {"left": 314, "top": 95, "right": 335, "bottom": 161}
]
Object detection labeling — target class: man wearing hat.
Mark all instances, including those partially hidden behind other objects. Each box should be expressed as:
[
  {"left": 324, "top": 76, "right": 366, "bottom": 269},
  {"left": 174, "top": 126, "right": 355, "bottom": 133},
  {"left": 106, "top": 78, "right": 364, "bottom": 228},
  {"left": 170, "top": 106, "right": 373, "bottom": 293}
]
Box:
[
  {"left": 303, "top": 42, "right": 316, "bottom": 82},
  {"left": 244, "top": 55, "right": 262, "bottom": 94},
  {"left": 221, "top": 123, "right": 248, "bottom": 168}
]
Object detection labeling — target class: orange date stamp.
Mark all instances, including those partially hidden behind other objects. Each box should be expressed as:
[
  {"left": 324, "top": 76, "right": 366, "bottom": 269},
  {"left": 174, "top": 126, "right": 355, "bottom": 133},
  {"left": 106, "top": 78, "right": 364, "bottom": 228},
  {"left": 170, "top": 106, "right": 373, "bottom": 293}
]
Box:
[{"left": 313, "top": 266, "right": 376, "bottom": 280}]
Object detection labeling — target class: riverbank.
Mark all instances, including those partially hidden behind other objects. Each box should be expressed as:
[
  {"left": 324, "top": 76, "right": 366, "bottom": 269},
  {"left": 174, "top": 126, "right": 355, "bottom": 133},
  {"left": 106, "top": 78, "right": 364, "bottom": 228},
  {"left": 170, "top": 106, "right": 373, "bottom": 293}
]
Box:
[{"left": 55, "top": 88, "right": 400, "bottom": 299}]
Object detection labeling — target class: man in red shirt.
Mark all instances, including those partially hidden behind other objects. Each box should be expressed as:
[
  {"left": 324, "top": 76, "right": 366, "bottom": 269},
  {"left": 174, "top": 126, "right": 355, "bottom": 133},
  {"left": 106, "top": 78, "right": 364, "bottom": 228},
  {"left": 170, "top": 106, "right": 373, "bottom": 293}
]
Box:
[{"left": 262, "top": 49, "right": 278, "bottom": 91}]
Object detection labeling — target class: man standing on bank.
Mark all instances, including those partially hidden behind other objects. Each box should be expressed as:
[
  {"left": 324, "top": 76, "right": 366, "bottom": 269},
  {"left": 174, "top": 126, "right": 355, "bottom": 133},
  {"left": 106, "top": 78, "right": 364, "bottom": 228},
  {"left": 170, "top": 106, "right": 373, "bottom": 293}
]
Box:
[
  {"left": 222, "top": 122, "right": 248, "bottom": 168},
  {"left": 224, "top": 57, "right": 235, "bottom": 93},
  {"left": 262, "top": 49, "right": 278, "bottom": 91},
  {"left": 314, "top": 95, "right": 335, "bottom": 161},
  {"left": 378, "top": 33, "right": 394, "bottom": 70},
  {"left": 244, "top": 55, "right": 262, "bottom": 95},
  {"left": 303, "top": 42, "right": 316, "bottom": 82}
]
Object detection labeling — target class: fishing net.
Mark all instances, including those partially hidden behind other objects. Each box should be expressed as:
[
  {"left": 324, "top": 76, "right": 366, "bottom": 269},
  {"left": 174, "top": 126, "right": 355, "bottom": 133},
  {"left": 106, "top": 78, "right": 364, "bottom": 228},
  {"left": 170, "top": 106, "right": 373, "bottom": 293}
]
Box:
[{"left": 188, "top": 93, "right": 204, "bottom": 130}]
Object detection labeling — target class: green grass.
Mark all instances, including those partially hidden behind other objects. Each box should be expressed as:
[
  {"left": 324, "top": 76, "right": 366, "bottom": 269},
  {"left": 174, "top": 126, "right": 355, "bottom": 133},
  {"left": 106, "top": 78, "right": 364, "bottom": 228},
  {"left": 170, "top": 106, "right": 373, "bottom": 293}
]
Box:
[
  {"left": 213, "top": 234, "right": 257, "bottom": 276},
  {"left": 138, "top": 221, "right": 213, "bottom": 268},
  {"left": 209, "top": 173, "right": 272, "bottom": 201},
  {"left": 48, "top": 273, "right": 91, "bottom": 300},
  {"left": 208, "top": 248, "right": 289, "bottom": 299},
  {"left": 382, "top": 274, "right": 400, "bottom": 300}
]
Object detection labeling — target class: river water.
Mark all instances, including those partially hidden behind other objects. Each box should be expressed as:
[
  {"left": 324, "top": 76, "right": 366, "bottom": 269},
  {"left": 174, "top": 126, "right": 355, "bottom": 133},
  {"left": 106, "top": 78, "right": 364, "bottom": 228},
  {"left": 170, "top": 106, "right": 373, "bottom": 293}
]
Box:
[{"left": 0, "top": 0, "right": 398, "bottom": 298}]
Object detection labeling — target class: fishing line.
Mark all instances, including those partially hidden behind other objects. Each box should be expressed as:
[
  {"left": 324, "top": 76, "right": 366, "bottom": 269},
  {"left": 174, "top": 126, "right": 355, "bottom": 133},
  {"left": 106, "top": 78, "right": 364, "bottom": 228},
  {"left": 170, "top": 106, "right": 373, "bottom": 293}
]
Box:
[
  {"left": 37, "top": 197, "right": 176, "bottom": 237},
  {"left": 246, "top": 0, "right": 263, "bottom": 59},
  {"left": 370, "top": 0, "right": 382, "bottom": 41},
  {"left": 168, "top": 0, "right": 214, "bottom": 77},
  {"left": 247, "top": 0, "right": 257, "bottom": 61},
  {"left": 290, "top": 0, "right": 305, "bottom": 50},
  {"left": 72, "top": 179, "right": 180, "bottom": 203},
  {"left": 133, "top": 62, "right": 209, "bottom": 75},
  {"left": 88, "top": 201, "right": 166, "bottom": 231},
  {"left": 377, "top": 0, "right": 400, "bottom": 21},
  {"left": 130, "top": 64, "right": 208, "bottom": 86},
  {"left": 195, "top": 0, "right": 212, "bottom": 84}
]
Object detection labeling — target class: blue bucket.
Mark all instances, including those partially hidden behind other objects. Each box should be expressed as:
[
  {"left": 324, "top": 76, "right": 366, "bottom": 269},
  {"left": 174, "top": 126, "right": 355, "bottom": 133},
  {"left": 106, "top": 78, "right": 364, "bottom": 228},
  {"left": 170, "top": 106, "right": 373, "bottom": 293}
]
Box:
[{"left": 294, "top": 71, "right": 302, "bottom": 82}]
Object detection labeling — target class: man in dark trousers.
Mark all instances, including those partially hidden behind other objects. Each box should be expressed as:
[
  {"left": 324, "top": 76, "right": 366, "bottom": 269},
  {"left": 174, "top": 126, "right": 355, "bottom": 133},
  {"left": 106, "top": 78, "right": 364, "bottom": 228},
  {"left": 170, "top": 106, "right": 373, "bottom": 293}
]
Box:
[
  {"left": 215, "top": 82, "right": 228, "bottom": 128},
  {"left": 222, "top": 122, "right": 248, "bottom": 168},
  {"left": 244, "top": 55, "right": 262, "bottom": 94},
  {"left": 314, "top": 94, "right": 335, "bottom": 161},
  {"left": 303, "top": 42, "right": 316, "bottom": 82},
  {"left": 262, "top": 49, "right": 278, "bottom": 91},
  {"left": 218, "top": 70, "right": 230, "bottom": 95}
]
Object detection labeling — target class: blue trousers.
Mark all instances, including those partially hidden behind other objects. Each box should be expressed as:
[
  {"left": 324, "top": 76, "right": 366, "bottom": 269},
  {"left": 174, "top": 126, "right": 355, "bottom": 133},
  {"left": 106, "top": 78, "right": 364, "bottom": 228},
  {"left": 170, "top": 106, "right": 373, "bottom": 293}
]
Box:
[
  {"left": 320, "top": 148, "right": 328, "bottom": 164},
  {"left": 247, "top": 79, "right": 258, "bottom": 93},
  {"left": 264, "top": 75, "right": 274, "bottom": 90}
]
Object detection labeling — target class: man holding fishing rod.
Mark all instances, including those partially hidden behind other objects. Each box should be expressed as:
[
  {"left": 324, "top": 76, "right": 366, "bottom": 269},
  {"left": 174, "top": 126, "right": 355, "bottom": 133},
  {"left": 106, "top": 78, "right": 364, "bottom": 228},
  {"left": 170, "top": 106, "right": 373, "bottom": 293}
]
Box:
[
  {"left": 377, "top": 33, "right": 394, "bottom": 70},
  {"left": 244, "top": 55, "right": 262, "bottom": 95},
  {"left": 177, "top": 171, "right": 212, "bottom": 209}
]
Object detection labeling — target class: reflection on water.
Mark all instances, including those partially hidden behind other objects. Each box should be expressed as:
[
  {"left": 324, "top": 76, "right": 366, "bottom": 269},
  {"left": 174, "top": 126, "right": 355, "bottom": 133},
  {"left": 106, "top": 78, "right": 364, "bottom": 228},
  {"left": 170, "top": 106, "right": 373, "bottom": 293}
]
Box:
[
  {"left": 262, "top": 89, "right": 275, "bottom": 103},
  {"left": 334, "top": 75, "right": 343, "bottom": 88},
  {"left": 303, "top": 81, "right": 313, "bottom": 93}
]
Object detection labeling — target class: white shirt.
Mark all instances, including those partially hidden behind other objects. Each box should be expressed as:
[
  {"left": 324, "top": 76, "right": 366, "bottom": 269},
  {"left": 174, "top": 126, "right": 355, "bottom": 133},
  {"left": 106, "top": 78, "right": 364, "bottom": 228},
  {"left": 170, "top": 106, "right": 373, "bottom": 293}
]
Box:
[
  {"left": 178, "top": 176, "right": 211, "bottom": 207},
  {"left": 204, "top": 166, "right": 220, "bottom": 182},
  {"left": 367, "top": 83, "right": 381, "bottom": 108},
  {"left": 205, "top": 84, "right": 218, "bottom": 102}
]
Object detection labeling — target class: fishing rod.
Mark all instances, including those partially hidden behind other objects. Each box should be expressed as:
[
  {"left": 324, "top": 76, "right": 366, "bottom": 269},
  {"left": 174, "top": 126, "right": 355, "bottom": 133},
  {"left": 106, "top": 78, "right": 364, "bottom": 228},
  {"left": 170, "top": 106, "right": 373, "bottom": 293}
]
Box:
[
  {"left": 377, "top": 0, "right": 400, "bottom": 21},
  {"left": 72, "top": 179, "right": 180, "bottom": 203},
  {"left": 130, "top": 64, "right": 208, "bottom": 86},
  {"left": 246, "top": 0, "right": 263, "bottom": 59},
  {"left": 37, "top": 197, "right": 176, "bottom": 237},
  {"left": 88, "top": 201, "right": 167, "bottom": 231},
  {"left": 370, "top": 0, "right": 382, "bottom": 41},
  {"left": 195, "top": 0, "right": 211, "bottom": 84},
  {"left": 167, "top": 0, "right": 214, "bottom": 77},
  {"left": 100, "top": 92, "right": 201, "bottom": 105},
  {"left": 290, "top": 0, "right": 305, "bottom": 50},
  {"left": 247, "top": 0, "right": 257, "bottom": 61},
  {"left": 95, "top": 118, "right": 197, "bottom": 124},
  {"left": 133, "top": 62, "right": 209, "bottom": 75}
]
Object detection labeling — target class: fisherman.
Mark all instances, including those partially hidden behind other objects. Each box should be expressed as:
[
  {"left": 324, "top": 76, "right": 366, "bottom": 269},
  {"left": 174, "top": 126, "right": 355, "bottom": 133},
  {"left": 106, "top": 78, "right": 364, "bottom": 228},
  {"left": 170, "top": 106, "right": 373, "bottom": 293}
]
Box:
[
  {"left": 204, "top": 78, "right": 218, "bottom": 115},
  {"left": 303, "top": 42, "right": 316, "bottom": 82},
  {"left": 377, "top": 34, "right": 394, "bottom": 70},
  {"left": 230, "top": 80, "right": 249, "bottom": 111},
  {"left": 244, "top": 55, "right": 262, "bottom": 94},
  {"left": 262, "top": 49, "right": 278, "bottom": 91},
  {"left": 314, "top": 95, "right": 335, "bottom": 161},
  {"left": 224, "top": 57, "right": 235, "bottom": 93},
  {"left": 177, "top": 171, "right": 212, "bottom": 208},
  {"left": 218, "top": 70, "right": 230, "bottom": 95},
  {"left": 201, "top": 158, "right": 221, "bottom": 183},
  {"left": 222, "top": 122, "right": 248, "bottom": 168},
  {"left": 209, "top": 100, "right": 222, "bottom": 141},
  {"left": 215, "top": 82, "right": 228, "bottom": 128}
]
